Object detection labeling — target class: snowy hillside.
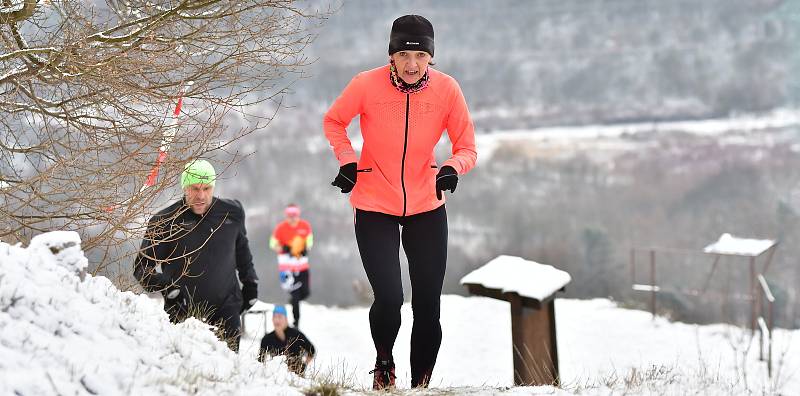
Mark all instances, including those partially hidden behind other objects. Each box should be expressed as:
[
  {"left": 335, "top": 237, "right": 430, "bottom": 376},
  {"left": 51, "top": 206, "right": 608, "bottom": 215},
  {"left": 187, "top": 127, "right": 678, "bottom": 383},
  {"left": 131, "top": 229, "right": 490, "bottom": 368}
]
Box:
[
  {"left": 301, "top": 0, "right": 794, "bottom": 128},
  {"left": 2, "top": 232, "right": 798, "bottom": 395}
]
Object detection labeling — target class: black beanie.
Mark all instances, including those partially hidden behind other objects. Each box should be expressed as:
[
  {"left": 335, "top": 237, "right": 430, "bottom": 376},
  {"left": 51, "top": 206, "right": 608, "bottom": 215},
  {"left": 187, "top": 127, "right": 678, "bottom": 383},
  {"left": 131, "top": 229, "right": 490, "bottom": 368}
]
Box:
[{"left": 388, "top": 15, "right": 434, "bottom": 57}]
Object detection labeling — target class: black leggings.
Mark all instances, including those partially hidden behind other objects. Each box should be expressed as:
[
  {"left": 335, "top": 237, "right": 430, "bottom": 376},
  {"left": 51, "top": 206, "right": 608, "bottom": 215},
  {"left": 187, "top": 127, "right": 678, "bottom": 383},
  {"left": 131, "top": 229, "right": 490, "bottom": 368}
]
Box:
[
  {"left": 289, "top": 270, "right": 310, "bottom": 327},
  {"left": 354, "top": 205, "right": 447, "bottom": 385}
]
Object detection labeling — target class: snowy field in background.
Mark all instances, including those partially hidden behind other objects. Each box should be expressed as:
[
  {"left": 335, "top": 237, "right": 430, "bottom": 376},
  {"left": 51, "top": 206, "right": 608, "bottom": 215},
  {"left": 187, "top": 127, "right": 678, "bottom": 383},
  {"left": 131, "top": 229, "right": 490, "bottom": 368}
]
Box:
[
  {"left": 2, "top": 232, "right": 799, "bottom": 395},
  {"left": 473, "top": 108, "right": 800, "bottom": 160}
]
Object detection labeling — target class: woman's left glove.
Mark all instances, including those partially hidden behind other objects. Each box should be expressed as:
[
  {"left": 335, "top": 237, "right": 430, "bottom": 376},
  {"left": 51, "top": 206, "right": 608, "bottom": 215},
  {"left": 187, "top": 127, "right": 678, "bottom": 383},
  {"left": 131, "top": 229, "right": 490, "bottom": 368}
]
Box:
[
  {"left": 331, "top": 162, "right": 357, "bottom": 193},
  {"left": 435, "top": 165, "right": 458, "bottom": 200}
]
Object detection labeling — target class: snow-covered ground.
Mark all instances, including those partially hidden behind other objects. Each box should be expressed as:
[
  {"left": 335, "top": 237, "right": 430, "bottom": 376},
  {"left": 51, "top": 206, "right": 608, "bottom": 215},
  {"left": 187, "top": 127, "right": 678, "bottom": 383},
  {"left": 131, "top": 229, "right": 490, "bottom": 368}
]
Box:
[
  {"left": 3, "top": 232, "right": 798, "bottom": 395},
  {"left": 242, "top": 298, "right": 798, "bottom": 394}
]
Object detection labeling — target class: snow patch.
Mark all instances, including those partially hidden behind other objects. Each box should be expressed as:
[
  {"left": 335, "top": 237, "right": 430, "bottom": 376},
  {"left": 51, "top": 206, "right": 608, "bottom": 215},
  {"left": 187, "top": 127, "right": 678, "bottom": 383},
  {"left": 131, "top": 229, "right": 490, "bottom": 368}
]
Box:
[{"left": 703, "top": 233, "right": 776, "bottom": 257}]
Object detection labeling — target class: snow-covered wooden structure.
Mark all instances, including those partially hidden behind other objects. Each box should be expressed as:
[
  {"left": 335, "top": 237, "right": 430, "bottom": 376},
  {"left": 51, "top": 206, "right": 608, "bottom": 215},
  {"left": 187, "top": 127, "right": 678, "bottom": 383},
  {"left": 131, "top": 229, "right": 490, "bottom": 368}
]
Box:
[
  {"left": 630, "top": 233, "right": 779, "bottom": 376},
  {"left": 460, "top": 255, "right": 571, "bottom": 386},
  {"left": 632, "top": 233, "right": 777, "bottom": 328},
  {"left": 702, "top": 233, "right": 778, "bottom": 337}
]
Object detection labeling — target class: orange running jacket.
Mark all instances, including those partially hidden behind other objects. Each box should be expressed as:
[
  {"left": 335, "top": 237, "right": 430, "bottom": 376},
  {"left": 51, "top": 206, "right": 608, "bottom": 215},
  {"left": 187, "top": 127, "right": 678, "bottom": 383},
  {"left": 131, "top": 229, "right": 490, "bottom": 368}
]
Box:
[{"left": 323, "top": 64, "right": 477, "bottom": 217}]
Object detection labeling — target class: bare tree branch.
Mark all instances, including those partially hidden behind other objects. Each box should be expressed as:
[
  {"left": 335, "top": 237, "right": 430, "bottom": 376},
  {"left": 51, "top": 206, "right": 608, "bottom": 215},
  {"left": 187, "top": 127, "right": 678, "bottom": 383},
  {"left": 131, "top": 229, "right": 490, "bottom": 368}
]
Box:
[
  {"left": 0, "top": 0, "right": 324, "bottom": 279},
  {"left": 0, "top": 0, "right": 39, "bottom": 24}
]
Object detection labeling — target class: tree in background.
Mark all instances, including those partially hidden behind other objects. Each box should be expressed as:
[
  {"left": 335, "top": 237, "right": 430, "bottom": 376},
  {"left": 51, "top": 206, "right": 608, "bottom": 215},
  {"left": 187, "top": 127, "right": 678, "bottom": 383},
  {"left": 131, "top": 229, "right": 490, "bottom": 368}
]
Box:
[{"left": 0, "top": 0, "right": 320, "bottom": 277}]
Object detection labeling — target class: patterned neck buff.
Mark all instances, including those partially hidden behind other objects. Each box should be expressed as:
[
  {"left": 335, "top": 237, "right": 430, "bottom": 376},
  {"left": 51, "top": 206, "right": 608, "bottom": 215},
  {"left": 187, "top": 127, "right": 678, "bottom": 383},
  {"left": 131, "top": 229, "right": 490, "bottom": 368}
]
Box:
[{"left": 389, "top": 60, "right": 430, "bottom": 94}]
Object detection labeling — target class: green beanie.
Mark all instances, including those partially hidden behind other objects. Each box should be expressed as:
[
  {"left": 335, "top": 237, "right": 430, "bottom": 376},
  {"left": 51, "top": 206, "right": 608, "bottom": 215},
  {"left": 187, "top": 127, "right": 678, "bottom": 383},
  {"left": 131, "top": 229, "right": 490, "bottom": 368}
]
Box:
[{"left": 181, "top": 159, "right": 216, "bottom": 188}]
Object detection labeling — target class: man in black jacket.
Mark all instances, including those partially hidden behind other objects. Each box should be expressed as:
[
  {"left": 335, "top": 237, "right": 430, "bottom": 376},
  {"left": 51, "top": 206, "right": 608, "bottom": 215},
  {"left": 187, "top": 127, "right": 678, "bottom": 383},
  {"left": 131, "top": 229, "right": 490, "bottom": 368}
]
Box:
[
  {"left": 134, "top": 159, "right": 259, "bottom": 351},
  {"left": 259, "top": 305, "right": 315, "bottom": 376}
]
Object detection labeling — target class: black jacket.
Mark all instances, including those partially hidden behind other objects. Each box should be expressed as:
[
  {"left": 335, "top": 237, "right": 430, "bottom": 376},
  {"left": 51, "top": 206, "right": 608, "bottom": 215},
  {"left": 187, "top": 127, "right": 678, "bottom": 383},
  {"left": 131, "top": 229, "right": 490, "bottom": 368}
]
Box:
[
  {"left": 258, "top": 327, "right": 315, "bottom": 362},
  {"left": 133, "top": 197, "right": 258, "bottom": 308}
]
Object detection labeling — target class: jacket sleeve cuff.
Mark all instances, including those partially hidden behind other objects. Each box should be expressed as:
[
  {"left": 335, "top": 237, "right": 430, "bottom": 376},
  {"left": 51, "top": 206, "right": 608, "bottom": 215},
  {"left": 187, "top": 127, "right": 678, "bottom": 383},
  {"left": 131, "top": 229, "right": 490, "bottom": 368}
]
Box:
[
  {"left": 442, "top": 159, "right": 463, "bottom": 174},
  {"left": 338, "top": 151, "right": 359, "bottom": 166}
]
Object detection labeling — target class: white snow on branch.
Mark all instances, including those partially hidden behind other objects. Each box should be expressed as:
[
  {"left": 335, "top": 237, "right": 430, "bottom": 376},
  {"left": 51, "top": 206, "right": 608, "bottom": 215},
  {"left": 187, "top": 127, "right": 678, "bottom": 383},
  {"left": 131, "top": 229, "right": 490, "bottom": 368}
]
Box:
[
  {"left": 178, "top": 5, "right": 223, "bottom": 18},
  {"left": 0, "top": 0, "right": 26, "bottom": 15},
  {"left": 0, "top": 47, "right": 56, "bottom": 62},
  {"left": 0, "top": 65, "right": 29, "bottom": 83}
]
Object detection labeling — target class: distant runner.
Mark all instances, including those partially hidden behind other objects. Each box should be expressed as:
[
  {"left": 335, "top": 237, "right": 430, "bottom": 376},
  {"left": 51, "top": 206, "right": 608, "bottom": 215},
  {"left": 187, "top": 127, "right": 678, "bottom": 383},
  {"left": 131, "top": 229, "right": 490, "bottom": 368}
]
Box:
[{"left": 269, "top": 203, "right": 313, "bottom": 328}]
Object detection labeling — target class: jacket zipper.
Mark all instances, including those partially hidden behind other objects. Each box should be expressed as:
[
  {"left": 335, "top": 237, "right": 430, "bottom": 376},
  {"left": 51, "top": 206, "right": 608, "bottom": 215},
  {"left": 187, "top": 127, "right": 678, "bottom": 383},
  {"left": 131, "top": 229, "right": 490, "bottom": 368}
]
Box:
[{"left": 401, "top": 93, "right": 410, "bottom": 217}]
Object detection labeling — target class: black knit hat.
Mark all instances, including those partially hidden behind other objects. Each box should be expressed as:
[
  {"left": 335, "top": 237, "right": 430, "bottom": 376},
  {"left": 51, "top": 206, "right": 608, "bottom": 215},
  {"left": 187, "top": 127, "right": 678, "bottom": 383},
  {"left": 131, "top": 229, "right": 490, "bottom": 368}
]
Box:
[{"left": 388, "top": 15, "right": 434, "bottom": 57}]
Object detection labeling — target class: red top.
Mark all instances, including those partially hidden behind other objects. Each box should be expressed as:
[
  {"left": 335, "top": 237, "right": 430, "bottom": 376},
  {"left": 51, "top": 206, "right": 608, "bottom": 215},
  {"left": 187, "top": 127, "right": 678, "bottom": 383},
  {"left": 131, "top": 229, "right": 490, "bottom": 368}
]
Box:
[
  {"left": 272, "top": 219, "right": 312, "bottom": 247},
  {"left": 271, "top": 219, "right": 313, "bottom": 271}
]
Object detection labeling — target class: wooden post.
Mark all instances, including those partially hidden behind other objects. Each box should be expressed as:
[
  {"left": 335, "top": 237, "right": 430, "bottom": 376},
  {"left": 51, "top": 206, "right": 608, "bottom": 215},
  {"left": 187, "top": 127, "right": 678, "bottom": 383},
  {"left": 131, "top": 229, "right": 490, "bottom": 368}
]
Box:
[
  {"left": 509, "top": 294, "right": 559, "bottom": 386},
  {"left": 750, "top": 257, "right": 756, "bottom": 334},
  {"left": 768, "top": 298, "right": 774, "bottom": 377},
  {"left": 757, "top": 286, "right": 763, "bottom": 360},
  {"left": 650, "top": 249, "right": 656, "bottom": 319},
  {"left": 461, "top": 257, "right": 570, "bottom": 388}
]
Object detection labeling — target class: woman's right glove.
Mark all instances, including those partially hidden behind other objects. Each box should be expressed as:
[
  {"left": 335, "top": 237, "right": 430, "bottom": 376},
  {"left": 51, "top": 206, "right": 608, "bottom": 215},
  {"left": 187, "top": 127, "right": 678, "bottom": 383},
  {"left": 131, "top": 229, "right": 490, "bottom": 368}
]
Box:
[{"left": 331, "top": 162, "right": 357, "bottom": 193}]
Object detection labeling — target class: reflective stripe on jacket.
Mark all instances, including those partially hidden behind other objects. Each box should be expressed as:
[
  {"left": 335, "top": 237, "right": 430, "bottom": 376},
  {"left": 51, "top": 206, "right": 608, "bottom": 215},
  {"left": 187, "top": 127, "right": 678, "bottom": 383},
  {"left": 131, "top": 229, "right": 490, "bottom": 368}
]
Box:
[{"left": 324, "top": 64, "right": 477, "bottom": 216}]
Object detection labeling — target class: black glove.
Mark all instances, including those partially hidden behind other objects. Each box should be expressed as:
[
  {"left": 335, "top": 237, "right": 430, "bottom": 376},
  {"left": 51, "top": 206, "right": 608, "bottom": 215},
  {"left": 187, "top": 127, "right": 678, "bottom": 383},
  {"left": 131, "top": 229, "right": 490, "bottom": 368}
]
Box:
[
  {"left": 165, "top": 285, "right": 189, "bottom": 304},
  {"left": 331, "top": 162, "right": 357, "bottom": 193},
  {"left": 241, "top": 282, "right": 258, "bottom": 313},
  {"left": 281, "top": 245, "right": 291, "bottom": 254},
  {"left": 435, "top": 165, "right": 458, "bottom": 200},
  {"left": 163, "top": 285, "right": 189, "bottom": 320},
  {"left": 165, "top": 287, "right": 182, "bottom": 300}
]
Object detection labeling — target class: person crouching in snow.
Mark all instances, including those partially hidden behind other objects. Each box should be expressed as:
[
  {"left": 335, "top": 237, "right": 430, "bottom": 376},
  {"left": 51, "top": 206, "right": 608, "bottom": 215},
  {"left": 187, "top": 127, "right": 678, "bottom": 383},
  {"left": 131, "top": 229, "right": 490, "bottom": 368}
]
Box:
[{"left": 258, "top": 305, "right": 316, "bottom": 376}]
